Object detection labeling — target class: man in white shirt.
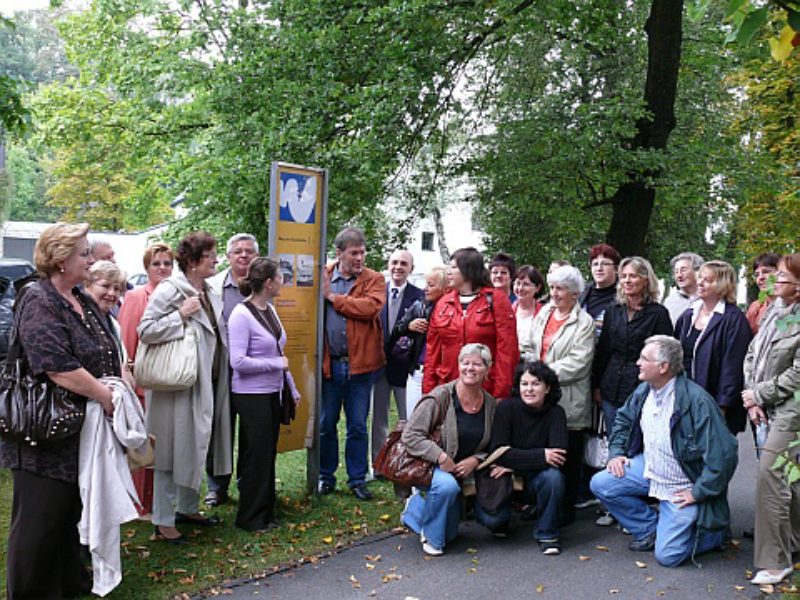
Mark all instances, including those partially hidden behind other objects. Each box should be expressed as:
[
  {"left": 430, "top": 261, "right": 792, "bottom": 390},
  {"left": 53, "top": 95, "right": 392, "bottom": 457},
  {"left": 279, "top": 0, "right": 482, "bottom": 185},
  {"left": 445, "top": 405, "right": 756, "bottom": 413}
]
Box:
[
  {"left": 591, "top": 335, "right": 737, "bottom": 567},
  {"left": 370, "top": 249, "right": 423, "bottom": 466},
  {"left": 663, "top": 252, "right": 704, "bottom": 324}
]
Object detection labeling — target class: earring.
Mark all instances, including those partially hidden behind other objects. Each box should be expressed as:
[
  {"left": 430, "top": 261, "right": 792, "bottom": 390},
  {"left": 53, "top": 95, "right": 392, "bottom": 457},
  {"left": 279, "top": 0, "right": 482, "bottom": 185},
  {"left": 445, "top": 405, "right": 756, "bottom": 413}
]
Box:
[
  {"left": 191, "top": 267, "right": 196, "bottom": 272},
  {"left": 59, "top": 267, "right": 65, "bottom": 273}
]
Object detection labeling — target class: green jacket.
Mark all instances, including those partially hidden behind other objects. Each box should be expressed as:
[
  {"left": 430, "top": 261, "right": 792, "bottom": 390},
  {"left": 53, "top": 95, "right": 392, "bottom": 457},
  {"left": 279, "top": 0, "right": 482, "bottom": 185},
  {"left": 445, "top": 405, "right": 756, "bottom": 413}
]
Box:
[{"left": 609, "top": 374, "right": 738, "bottom": 534}]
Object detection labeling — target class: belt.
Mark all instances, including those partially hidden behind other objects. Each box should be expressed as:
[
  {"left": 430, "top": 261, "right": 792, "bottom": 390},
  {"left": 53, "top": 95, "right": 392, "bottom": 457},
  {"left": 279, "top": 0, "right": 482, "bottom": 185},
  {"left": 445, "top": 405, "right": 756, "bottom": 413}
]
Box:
[{"left": 331, "top": 355, "right": 350, "bottom": 362}]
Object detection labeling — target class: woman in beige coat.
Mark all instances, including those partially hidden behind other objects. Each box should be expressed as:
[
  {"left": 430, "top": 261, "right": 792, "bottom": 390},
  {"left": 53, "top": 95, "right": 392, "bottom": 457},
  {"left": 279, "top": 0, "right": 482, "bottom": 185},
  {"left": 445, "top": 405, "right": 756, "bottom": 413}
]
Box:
[
  {"left": 742, "top": 252, "right": 800, "bottom": 585},
  {"left": 138, "top": 232, "right": 232, "bottom": 543},
  {"left": 521, "top": 265, "right": 595, "bottom": 524}
]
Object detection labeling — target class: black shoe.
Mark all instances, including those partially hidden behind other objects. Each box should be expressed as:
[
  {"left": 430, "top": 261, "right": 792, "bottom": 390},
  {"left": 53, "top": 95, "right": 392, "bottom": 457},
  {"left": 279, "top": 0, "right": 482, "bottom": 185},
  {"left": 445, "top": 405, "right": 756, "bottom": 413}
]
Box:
[
  {"left": 203, "top": 491, "right": 228, "bottom": 507},
  {"left": 352, "top": 483, "right": 374, "bottom": 501},
  {"left": 318, "top": 481, "right": 335, "bottom": 495},
  {"left": 538, "top": 539, "right": 561, "bottom": 555},
  {"left": 628, "top": 530, "right": 656, "bottom": 552},
  {"left": 175, "top": 513, "right": 221, "bottom": 527}
]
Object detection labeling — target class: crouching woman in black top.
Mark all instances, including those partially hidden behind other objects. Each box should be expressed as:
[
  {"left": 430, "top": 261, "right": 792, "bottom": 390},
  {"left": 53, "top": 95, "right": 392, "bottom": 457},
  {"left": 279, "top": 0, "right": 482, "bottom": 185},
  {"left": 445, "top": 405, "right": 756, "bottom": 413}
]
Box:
[{"left": 486, "top": 361, "right": 568, "bottom": 555}]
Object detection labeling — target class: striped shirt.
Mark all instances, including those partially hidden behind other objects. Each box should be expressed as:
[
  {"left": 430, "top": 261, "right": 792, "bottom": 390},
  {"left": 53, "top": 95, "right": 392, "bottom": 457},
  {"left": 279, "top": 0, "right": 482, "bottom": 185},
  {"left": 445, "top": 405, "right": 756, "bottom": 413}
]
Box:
[{"left": 640, "top": 378, "right": 692, "bottom": 500}]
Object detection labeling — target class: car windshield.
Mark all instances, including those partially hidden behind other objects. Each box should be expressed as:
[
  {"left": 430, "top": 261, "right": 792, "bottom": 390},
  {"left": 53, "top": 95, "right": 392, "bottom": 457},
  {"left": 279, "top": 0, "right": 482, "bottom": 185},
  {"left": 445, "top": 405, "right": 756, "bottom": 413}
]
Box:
[{"left": 0, "top": 263, "right": 35, "bottom": 282}]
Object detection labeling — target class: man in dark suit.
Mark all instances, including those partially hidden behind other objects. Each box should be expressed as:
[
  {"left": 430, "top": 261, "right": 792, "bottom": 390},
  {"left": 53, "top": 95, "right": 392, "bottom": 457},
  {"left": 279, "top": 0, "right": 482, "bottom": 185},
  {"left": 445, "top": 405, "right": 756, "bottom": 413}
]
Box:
[{"left": 370, "top": 249, "right": 424, "bottom": 465}]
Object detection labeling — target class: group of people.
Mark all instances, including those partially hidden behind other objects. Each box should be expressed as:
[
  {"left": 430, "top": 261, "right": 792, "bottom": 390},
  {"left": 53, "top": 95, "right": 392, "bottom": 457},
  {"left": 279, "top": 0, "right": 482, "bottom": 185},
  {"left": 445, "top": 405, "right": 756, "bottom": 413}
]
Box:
[
  {"left": 0, "top": 219, "right": 797, "bottom": 598},
  {"left": 320, "top": 232, "right": 798, "bottom": 586},
  {"left": 1, "top": 224, "right": 298, "bottom": 598}
]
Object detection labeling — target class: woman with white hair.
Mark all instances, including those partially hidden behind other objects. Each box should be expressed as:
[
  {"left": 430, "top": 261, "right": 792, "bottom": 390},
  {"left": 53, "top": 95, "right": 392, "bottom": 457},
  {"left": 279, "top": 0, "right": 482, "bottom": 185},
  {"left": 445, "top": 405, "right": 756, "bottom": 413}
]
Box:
[
  {"left": 401, "top": 343, "right": 503, "bottom": 555},
  {"left": 521, "top": 265, "right": 596, "bottom": 524}
]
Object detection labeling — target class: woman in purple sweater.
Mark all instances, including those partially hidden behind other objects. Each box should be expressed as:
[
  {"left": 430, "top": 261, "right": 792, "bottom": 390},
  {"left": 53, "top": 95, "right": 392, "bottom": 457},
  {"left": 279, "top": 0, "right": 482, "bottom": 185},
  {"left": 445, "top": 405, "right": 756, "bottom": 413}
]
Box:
[{"left": 228, "top": 257, "right": 300, "bottom": 531}]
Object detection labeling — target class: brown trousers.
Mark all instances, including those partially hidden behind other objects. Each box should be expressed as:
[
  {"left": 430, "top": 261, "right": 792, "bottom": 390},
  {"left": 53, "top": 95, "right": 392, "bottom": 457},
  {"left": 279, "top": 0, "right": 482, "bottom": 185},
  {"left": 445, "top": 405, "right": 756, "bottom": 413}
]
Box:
[{"left": 754, "top": 427, "right": 800, "bottom": 570}]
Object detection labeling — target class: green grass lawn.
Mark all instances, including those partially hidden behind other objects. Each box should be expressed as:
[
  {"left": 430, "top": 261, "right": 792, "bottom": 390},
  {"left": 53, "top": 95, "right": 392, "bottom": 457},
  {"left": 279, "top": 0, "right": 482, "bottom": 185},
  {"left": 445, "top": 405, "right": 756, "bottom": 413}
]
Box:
[{"left": 0, "top": 441, "right": 404, "bottom": 599}]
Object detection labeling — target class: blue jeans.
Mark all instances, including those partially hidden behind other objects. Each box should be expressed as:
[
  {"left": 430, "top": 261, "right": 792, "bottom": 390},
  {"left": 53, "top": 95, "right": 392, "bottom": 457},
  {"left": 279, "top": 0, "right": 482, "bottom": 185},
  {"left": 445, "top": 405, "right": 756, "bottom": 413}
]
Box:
[
  {"left": 489, "top": 468, "right": 564, "bottom": 540},
  {"left": 590, "top": 454, "right": 724, "bottom": 567},
  {"left": 319, "top": 360, "right": 374, "bottom": 488},
  {"left": 401, "top": 468, "right": 508, "bottom": 550}
]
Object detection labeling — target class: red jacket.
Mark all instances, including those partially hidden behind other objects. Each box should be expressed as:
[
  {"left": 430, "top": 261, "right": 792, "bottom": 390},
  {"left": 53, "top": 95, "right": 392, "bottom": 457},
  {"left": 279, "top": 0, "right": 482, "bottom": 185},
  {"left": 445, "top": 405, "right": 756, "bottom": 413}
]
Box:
[
  {"left": 322, "top": 265, "right": 386, "bottom": 378},
  {"left": 422, "top": 287, "right": 519, "bottom": 399}
]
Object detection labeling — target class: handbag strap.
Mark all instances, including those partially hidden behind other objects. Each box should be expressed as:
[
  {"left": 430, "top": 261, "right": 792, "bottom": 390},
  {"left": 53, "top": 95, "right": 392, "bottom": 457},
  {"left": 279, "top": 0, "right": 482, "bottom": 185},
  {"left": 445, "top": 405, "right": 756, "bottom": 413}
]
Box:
[{"left": 243, "top": 301, "right": 284, "bottom": 356}]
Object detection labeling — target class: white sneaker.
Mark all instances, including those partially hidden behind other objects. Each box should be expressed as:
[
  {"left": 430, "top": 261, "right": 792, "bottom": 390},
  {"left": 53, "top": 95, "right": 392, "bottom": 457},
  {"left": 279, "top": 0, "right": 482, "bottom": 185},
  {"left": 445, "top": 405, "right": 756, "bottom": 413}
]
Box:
[
  {"left": 422, "top": 541, "right": 443, "bottom": 556},
  {"left": 574, "top": 498, "right": 600, "bottom": 509},
  {"left": 595, "top": 511, "right": 617, "bottom": 527},
  {"left": 751, "top": 567, "right": 793, "bottom": 585},
  {"left": 420, "top": 530, "right": 427, "bottom": 544}
]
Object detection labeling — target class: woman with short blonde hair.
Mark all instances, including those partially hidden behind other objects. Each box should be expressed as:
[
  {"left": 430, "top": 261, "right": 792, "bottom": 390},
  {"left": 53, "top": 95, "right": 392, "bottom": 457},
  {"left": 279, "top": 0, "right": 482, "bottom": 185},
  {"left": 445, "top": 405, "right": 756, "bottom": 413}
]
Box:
[
  {"left": 2, "top": 222, "right": 120, "bottom": 597},
  {"left": 674, "top": 259, "right": 751, "bottom": 433},
  {"left": 33, "top": 222, "right": 90, "bottom": 276},
  {"left": 697, "top": 260, "right": 737, "bottom": 304}
]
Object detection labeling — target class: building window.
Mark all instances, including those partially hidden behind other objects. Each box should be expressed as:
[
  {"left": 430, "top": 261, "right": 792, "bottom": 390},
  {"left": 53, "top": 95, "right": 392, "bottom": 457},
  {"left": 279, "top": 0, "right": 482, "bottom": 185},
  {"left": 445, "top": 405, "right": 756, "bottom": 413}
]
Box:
[{"left": 421, "top": 232, "right": 435, "bottom": 252}]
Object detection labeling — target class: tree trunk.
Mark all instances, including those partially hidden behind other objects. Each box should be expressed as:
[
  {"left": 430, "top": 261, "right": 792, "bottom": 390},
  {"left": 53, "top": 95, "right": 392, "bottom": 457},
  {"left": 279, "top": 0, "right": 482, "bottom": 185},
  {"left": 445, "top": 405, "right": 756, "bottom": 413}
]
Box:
[
  {"left": 432, "top": 205, "right": 450, "bottom": 262},
  {"left": 605, "top": 0, "right": 684, "bottom": 258}
]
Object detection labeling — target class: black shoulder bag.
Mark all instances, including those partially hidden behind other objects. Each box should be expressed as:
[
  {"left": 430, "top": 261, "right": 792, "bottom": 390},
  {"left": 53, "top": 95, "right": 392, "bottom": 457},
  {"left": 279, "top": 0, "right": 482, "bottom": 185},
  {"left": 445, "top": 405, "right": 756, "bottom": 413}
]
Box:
[{"left": 0, "top": 286, "right": 85, "bottom": 445}]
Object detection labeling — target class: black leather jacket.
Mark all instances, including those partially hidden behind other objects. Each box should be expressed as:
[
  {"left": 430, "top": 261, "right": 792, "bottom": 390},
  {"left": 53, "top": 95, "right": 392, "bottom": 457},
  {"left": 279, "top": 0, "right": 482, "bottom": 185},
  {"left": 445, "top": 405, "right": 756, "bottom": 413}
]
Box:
[{"left": 388, "top": 299, "right": 434, "bottom": 376}]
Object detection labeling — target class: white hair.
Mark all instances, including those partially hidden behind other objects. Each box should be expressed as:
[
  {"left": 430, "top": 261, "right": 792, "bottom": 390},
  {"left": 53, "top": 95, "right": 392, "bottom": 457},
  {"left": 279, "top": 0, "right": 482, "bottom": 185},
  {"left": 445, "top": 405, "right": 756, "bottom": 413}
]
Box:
[
  {"left": 226, "top": 233, "right": 259, "bottom": 255},
  {"left": 459, "top": 343, "right": 493, "bottom": 368},
  {"left": 547, "top": 265, "right": 585, "bottom": 295}
]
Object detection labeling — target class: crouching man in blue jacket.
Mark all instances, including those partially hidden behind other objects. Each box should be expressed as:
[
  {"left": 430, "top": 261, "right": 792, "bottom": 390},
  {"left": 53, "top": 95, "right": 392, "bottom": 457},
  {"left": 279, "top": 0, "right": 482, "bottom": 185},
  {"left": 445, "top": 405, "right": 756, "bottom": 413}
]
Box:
[{"left": 591, "top": 335, "right": 738, "bottom": 567}]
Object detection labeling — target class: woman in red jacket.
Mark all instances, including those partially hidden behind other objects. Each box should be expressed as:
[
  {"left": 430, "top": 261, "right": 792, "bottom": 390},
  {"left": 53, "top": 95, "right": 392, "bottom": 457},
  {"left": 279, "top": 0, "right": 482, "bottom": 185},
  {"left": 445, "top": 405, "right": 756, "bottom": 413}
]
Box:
[{"left": 423, "top": 247, "right": 519, "bottom": 399}]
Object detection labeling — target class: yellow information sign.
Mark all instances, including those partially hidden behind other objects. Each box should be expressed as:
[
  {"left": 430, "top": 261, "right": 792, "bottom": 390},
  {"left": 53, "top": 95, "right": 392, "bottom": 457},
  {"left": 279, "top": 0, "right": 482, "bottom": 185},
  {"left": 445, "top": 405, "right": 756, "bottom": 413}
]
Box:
[{"left": 269, "top": 162, "right": 328, "bottom": 453}]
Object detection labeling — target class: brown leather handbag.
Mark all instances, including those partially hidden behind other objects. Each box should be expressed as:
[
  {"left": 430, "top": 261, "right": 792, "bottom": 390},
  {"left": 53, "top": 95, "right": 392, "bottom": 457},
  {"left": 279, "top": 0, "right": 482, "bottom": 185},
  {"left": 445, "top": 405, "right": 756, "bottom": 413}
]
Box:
[{"left": 372, "top": 394, "right": 447, "bottom": 488}]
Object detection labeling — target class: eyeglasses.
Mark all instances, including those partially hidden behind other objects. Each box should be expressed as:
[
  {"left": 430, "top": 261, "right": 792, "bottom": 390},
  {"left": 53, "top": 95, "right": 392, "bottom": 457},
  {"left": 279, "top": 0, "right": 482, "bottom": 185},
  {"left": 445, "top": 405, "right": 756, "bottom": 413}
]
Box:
[
  {"left": 150, "top": 260, "right": 173, "bottom": 268},
  {"left": 638, "top": 354, "right": 663, "bottom": 363},
  {"left": 591, "top": 261, "right": 615, "bottom": 268}
]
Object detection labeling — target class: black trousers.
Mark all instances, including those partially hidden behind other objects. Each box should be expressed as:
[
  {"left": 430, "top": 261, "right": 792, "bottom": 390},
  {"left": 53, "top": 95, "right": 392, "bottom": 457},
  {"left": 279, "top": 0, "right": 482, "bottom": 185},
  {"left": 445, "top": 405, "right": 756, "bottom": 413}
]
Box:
[
  {"left": 6, "top": 469, "right": 91, "bottom": 599},
  {"left": 231, "top": 392, "right": 282, "bottom": 531},
  {"left": 562, "top": 430, "right": 586, "bottom": 518}
]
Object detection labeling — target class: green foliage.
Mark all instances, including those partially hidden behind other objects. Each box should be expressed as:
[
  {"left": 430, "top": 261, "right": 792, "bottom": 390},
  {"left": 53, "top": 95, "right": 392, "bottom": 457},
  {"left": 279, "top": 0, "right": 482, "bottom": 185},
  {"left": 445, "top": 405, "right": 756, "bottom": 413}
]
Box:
[
  {"left": 4, "top": 142, "right": 58, "bottom": 221},
  {"left": 728, "top": 50, "right": 800, "bottom": 262}
]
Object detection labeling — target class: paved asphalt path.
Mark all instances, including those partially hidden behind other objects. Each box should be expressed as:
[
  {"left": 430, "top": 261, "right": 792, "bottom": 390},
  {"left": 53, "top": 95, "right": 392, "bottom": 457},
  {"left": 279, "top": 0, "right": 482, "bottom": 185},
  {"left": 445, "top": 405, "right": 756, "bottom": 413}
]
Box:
[{"left": 201, "top": 435, "right": 763, "bottom": 600}]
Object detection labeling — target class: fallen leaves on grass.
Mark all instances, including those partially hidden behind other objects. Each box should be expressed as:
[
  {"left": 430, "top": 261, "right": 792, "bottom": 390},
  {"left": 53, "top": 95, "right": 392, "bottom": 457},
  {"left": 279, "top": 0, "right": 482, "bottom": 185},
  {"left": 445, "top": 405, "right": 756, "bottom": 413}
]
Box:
[
  {"left": 350, "top": 574, "right": 361, "bottom": 589},
  {"left": 466, "top": 547, "right": 478, "bottom": 554},
  {"left": 578, "top": 555, "right": 590, "bottom": 561},
  {"left": 596, "top": 545, "right": 610, "bottom": 552},
  {"left": 365, "top": 554, "right": 382, "bottom": 562},
  {"left": 635, "top": 561, "right": 647, "bottom": 568},
  {"left": 322, "top": 536, "right": 333, "bottom": 544},
  {"left": 536, "top": 584, "right": 545, "bottom": 593}
]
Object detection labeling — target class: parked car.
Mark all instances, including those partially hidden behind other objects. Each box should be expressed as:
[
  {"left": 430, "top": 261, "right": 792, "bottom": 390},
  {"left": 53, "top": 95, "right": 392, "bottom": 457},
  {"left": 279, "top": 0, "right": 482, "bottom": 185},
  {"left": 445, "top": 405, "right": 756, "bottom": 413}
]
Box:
[
  {"left": 0, "top": 258, "right": 36, "bottom": 361},
  {"left": 128, "top": 272, "right": 148, "bottom": 287}
]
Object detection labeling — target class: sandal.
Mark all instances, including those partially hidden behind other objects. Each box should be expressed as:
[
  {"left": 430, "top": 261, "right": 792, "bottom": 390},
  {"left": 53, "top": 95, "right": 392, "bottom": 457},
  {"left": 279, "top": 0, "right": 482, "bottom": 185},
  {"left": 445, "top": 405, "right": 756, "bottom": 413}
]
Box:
[{"left": 151, "top": 525, "right": 188, "bottom": 545}]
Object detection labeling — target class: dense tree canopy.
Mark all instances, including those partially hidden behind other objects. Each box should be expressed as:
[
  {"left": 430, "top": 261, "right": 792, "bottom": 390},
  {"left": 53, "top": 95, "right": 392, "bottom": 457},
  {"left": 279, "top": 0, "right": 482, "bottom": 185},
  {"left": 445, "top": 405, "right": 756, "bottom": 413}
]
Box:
[{"left": 1, "top": 0, "right": 796, "bottom": 272}]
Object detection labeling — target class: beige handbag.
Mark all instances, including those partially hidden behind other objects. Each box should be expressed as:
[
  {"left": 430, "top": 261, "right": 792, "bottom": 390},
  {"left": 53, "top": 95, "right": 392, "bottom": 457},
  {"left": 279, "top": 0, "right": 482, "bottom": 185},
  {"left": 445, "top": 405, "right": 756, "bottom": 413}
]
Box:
[
  {"left": 133, "top": 325, "right": 198, "bottom": 391},
  {"left": 127, "top": 434, "right": 156, "bottom": 470}
]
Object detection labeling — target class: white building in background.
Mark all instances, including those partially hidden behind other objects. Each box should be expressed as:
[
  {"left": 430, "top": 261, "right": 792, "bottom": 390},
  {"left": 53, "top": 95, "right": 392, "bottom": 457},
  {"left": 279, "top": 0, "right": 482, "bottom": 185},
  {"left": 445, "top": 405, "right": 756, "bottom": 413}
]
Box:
[
  {"left": 0, "top": 220, "right": 168, "bottom": 279},
  {"left": 404, "top": 202, "right": 484, "bottom": 278}
]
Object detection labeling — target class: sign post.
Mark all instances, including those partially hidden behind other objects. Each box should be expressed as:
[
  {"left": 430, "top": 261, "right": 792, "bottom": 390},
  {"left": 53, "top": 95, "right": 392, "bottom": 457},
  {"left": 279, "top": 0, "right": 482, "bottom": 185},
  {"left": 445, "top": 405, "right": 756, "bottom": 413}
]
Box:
[{"left": 268, "top": 162, "right": 328, "bottom": 494}]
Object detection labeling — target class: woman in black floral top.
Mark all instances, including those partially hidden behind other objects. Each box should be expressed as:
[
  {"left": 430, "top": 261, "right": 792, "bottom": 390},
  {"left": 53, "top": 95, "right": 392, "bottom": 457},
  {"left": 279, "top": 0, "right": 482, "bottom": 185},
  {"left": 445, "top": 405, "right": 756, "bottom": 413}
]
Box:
[{"left": 0, "top": 222, "right": 121, "bottom": 599}]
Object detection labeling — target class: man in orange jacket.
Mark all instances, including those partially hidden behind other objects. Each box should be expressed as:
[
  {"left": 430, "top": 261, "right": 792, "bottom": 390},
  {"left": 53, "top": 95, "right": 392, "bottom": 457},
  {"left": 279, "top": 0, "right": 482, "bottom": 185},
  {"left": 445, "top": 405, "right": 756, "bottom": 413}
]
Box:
[{"left": 318, "top": 227, "right": 386, "bottom": 500}]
